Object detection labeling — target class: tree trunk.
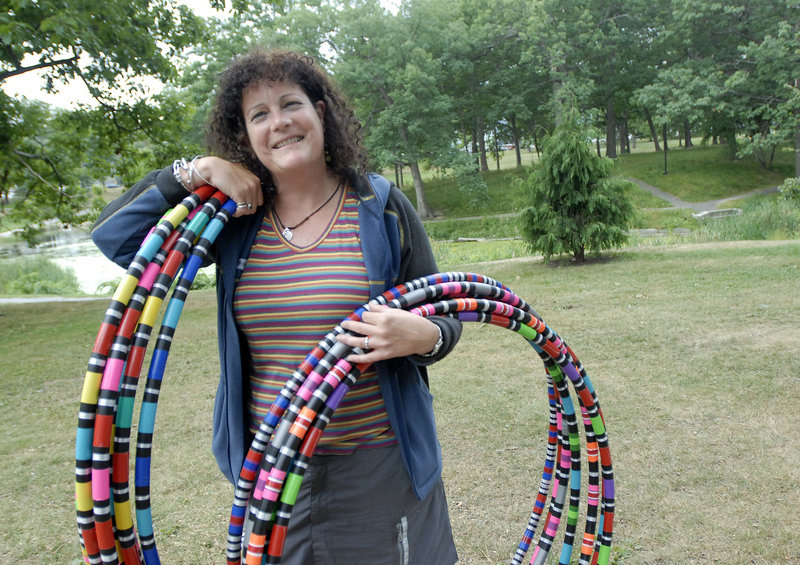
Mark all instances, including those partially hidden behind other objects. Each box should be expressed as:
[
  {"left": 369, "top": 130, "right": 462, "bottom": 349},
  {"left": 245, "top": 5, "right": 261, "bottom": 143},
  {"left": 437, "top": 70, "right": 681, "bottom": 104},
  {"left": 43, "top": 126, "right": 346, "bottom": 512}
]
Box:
[
  {"left": 795, "top": 79, "right": 800, "bottom": 177},
  {"left": 722, "top": 122, "right": 738, "bottom": 160},
  {"left": 683, "top": 120, "right": 693, "bottom": 148},
  {"left": 396, "top": 122, "right": 430, "bottom": 216},
  {"left": 795, "top": 114, "right": 800, "bottom": 178},
  {"left": 644, "top": 107, "right": 661, "bottom": 152},
  {"left": 408, "top": 161, "right": 431, "bottom": 218},
  {"left": 605, "top": 97, "right": 617, "bottom": 158},
  {"left": 574, "top": 245, "right": 585, "bottom": 263},
  {"left": 493, "top": 126, "right": 501, "bottom": 170},
  {"left": 0, "top": 169, "right": 7, "bottom": 211},
  {"left": 471, "top": 128, "right": 479, "bottom": 167},
  {"left": 476, "top": 116, "right": 488, "bottom": 171},
  {"left": 510, "top": 113, "right": 522, "bottom": 167},
  {"left": 619, "top": 118, "right": 630, "bottom": 154}
]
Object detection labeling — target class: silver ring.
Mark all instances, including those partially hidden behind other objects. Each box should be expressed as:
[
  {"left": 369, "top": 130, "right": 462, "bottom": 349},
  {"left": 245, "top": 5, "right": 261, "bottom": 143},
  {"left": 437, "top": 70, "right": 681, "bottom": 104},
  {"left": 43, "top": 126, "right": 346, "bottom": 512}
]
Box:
[
  {"left": 363, "top": 336, "right": 370, "bottom": 350},
  {"left": 236, "top": 201, "right": 252, "bottom": 209}
]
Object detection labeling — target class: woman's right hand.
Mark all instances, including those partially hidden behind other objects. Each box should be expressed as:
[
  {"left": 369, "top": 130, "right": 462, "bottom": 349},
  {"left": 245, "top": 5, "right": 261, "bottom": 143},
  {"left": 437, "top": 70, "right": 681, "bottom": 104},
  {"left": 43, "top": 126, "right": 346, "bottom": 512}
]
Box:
[{"left": 193, "top": 156, "right": 263, "bottom": 217}]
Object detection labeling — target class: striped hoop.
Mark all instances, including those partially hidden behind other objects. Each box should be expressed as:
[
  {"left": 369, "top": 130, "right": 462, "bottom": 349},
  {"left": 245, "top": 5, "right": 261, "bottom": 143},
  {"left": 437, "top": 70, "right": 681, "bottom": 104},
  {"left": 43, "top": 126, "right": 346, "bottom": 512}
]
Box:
[{"left": 76, "top": 189, "right": 614, "bottom": 565}]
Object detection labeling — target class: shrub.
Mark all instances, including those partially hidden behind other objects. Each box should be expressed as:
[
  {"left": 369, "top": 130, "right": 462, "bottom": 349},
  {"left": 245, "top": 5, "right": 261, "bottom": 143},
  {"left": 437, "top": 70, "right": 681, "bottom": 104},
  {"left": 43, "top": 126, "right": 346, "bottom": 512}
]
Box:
[
  {"left": 0, "top": 257, "right": 80, "bottom": 295},
  {"left": 697, "top": 197, "right": 800, "bottom": 240},
  {"left": 779, "top": 177, "right": 800, "bottom": 202},
  {"left": 191, "top": 271, "right": 216, "bottom": 290},
  {"left": 518, "top": 110, "right": 634, "bottom": 262}
]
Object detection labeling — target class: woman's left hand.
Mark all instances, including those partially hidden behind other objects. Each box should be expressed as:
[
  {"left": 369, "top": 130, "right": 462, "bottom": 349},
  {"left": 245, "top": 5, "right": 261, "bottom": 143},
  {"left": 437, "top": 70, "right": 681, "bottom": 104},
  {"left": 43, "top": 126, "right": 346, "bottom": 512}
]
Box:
[{"left": 338, "top": 304, "right": 440, "bottom": 364}]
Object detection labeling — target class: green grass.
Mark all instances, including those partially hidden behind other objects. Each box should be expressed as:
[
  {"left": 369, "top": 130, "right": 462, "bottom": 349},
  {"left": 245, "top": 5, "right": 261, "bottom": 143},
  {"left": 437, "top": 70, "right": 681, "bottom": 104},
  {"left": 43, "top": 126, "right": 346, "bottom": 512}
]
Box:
[
  {"left": 631, "top": 208, "right": 696, "bottom": 230},
  {"left": 399, "top": 166, "right": 529, "bottom": 219},
  {"left": 620, "top": 176, "right": 670, "bottom": 209},
  {"left": 616, "top": 143, "right": 794, "bottom": 202},
  {"left": 396, "top": 142, "right": 798, "bottom": 246},
  {"left": 696, "top": 196, "right": 800, "bottom": 241},
  {"left": 2, "top": 240, "right": 799, "bottom": 564}
]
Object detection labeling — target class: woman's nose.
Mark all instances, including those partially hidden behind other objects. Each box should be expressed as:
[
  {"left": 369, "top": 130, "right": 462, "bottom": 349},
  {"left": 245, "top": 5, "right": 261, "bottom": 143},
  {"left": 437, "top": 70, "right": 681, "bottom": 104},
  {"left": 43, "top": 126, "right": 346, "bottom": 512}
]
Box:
[{"left": 270, "top": 110, "right": 291, "bottom": 129}]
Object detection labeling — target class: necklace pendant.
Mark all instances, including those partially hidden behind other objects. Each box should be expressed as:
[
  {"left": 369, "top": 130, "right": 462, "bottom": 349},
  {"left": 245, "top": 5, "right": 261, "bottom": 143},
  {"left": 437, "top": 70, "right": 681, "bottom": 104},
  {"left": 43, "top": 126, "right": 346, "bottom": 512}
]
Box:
[{"left": 282, "top": 226, "right": 293, "bottom": 241}]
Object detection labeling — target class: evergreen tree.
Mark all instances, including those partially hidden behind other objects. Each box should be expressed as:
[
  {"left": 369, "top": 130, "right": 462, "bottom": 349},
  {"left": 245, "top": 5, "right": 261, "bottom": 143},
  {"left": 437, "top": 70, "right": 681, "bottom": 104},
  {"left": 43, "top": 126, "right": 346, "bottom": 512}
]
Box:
[{"left": 519, "top": 111, "right": 634, "bottom": 262}]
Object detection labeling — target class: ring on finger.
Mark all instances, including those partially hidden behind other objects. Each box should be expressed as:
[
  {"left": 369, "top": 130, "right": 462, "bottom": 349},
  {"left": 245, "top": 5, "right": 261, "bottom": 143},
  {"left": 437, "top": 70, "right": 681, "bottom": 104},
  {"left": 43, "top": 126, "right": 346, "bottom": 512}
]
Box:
[
  {"left": 363, "top": 336, "right": 370, "bottom": 350},
  {"left": 236, "top": 201, "right": 252, "bottom": 210}
]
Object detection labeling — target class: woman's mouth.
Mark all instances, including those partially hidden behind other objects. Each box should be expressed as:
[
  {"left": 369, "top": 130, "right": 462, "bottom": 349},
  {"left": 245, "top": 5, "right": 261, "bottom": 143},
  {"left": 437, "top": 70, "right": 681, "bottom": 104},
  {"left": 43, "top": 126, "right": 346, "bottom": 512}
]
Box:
[{"left": 274, "top": 136, "right": 303, "bottom": 149}]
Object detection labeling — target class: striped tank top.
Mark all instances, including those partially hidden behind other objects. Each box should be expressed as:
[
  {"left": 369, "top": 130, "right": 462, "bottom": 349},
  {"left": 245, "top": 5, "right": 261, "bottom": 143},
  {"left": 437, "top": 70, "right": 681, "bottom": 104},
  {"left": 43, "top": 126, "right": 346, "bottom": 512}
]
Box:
[{"left": 233, "top": 186, "right": 396, "bottom": 454}]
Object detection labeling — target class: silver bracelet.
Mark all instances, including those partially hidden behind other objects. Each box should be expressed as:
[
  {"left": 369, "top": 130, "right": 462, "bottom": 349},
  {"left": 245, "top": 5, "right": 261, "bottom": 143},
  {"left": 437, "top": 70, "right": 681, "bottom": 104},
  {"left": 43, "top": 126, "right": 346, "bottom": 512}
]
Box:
[
  {"left": 189, "top": 156, "right": 212, "bottom": 188},
  {"left": 421, "top": 323, "right": 444, "bottom": 357}
]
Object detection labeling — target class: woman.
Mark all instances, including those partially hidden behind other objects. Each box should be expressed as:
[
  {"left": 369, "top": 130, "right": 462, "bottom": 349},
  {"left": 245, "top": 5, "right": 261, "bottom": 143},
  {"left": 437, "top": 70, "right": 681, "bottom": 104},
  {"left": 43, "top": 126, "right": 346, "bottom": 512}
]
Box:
[{"left": 92, "top": 49, "right": 461, "bottom": 564}]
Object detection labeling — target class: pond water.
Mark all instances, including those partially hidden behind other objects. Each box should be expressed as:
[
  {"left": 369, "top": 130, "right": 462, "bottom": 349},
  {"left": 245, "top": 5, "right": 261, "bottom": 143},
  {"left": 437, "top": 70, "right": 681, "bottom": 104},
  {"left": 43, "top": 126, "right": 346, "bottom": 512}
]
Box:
[
  {"left": 50, "top": 240, "right": 126, "bottom": 294},
  {"left": 1, "top": 226, "right": 124, "bottom": 295},
  {"left": 2, "top": 225, "right": 216, "bottom": 296}
]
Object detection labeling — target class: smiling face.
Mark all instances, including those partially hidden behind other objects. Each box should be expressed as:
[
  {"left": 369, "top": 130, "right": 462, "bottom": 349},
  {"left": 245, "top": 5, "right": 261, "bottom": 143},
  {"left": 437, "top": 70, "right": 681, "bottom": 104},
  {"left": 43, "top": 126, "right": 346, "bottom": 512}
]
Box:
[{"left": 241, "top": 79, "right": 327, "bottom": 183}]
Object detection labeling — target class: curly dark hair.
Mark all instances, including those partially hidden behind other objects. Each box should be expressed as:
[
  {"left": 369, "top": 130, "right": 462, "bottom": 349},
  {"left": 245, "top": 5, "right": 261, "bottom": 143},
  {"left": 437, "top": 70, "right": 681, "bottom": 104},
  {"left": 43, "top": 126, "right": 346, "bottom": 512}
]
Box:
[{"left": 206, "top": 48, "right": 367, "bottom": 203}]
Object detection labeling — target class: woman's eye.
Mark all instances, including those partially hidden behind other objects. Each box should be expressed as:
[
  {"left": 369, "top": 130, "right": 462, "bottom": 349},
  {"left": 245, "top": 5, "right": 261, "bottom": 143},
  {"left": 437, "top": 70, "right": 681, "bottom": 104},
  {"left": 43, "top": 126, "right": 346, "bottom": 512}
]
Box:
[{"left": 250, "top": 111, "right": 268, "bottom": 122}]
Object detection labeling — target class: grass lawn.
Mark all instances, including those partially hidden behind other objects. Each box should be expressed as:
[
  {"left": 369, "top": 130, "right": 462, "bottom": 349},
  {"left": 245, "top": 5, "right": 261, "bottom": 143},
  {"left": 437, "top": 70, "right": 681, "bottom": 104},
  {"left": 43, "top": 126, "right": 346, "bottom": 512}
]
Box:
[
  {"left": 2, "top": 239, "right": 799, "bottom": 564},
  {"left": 392, "top": 142, "right": 795, "bottom": 240},
  {"left": 616, "top": 144, "right": 795, "bottom": 203}
]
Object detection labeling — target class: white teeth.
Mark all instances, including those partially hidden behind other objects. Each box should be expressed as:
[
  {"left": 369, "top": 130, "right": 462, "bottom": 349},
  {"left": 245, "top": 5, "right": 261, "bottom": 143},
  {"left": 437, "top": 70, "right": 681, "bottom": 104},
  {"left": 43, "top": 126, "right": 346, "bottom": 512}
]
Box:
[{"left": 275, "top": 137, "right": 302, "bottom": 149}]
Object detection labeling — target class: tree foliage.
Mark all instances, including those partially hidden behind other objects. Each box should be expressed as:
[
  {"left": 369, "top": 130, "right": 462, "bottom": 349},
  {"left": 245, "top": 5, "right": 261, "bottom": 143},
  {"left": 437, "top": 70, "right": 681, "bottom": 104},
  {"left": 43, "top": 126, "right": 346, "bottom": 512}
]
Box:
[
  {"left": 519, "top": 112, "right": 634, "bottom": 262},
  {"left": 0, "top": 0, "right": 208, "bottom": 240},
  {"left": 1, "top": 0, "right": 798, "bottom": 234}
]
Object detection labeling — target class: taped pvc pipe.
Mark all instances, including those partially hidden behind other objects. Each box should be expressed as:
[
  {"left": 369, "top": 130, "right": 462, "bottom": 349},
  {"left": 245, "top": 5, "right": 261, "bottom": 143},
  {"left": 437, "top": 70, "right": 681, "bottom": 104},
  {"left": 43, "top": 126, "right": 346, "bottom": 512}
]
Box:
[{"left": 75, "top": 188, "right": 614, "bottom": 565}]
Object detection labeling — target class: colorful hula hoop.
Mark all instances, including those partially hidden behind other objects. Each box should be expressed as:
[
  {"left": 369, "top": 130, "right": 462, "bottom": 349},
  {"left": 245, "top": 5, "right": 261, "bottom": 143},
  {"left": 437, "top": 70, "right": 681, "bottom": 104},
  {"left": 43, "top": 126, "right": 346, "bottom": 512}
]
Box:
[{"left": 76, "top": 189, "right": 614, "bottom": 565}]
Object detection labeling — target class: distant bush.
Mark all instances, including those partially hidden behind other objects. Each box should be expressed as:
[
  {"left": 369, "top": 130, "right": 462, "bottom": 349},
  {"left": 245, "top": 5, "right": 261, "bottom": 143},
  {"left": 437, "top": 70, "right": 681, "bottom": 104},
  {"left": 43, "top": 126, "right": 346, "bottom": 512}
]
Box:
[
  {"left": 94, "top": 270, "right": 216, "bottom": 295},
  {"left": 424, "top": 216, "right": 520, "bottom": 241},
  {"left": 779, "top": 177, "right": 800, "bottom": 202},
  {"left": 0, "top": 257, "right": 81, "bottom": 295},
  {"left": 697, "top": 197, "right": 800, "bottom": 240},
  {"left": 518, "top": 111, "right": 634, "bottom": 262},
  {"left": 191, "top": 271, "right": 216, "bottom": 290},
  {"left": 95, "top": 277, "right": 122, "bottom": 295}
]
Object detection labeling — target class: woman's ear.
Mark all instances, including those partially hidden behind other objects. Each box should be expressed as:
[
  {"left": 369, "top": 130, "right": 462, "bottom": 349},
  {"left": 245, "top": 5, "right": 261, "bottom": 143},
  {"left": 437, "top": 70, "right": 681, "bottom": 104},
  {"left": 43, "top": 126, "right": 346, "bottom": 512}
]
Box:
[
  {"left": 237, "top": 131, "right": 252, "bottom": 152},
  {"left": 315, "top": 100, "right": 326, "bottom": 124}
]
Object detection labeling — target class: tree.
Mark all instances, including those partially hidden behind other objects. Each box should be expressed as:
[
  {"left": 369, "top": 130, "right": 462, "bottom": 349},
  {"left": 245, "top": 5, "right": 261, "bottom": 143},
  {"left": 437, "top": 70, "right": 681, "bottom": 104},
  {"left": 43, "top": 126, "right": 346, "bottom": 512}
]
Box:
[
  {"left": 519, "top": 111, "right": 634, "bottom": 262},
  {"left": 330, "top": 0, "right": 458, "bottom": 217},
  {"left": 0, "top": 0, "right": 212, "bottom": 236},
  {"left": 728, "top": 19, "right": 800, "bottom": 172},
  {"left": 639, "top": 0, "right": 799, "bottom": 165}
]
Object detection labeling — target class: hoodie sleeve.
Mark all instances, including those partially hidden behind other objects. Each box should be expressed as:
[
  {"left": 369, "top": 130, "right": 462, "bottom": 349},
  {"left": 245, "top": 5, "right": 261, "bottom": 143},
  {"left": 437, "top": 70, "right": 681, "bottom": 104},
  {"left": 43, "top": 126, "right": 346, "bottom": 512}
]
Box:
[
  {"left": 388, "top": 184, "right": 462, "bottom": 365},
  {"left": 91, "top": 166, "right": 190, "bottom": 268}
]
